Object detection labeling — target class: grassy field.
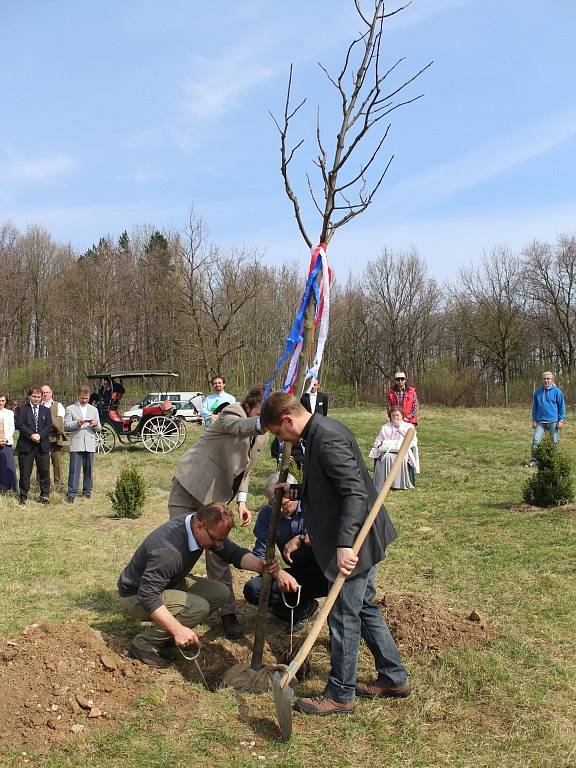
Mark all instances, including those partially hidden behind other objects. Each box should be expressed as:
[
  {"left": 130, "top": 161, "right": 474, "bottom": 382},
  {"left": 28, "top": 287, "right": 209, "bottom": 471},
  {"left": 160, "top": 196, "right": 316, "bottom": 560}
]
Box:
[{"left": 0, "top": 407, "right": 575, "bottom": 768}]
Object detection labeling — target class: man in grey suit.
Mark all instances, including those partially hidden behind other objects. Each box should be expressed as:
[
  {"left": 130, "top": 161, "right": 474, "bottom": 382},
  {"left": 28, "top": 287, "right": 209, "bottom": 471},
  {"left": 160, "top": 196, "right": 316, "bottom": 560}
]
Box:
[
  {"left": 168, "top": 385, "right": 267, "bottom": 639},
  {"left": 64, "top": 386, "right": 101, "bottom": 503},
  {"left": 261, "top": 391, "right": 409, "bottom": 717}
]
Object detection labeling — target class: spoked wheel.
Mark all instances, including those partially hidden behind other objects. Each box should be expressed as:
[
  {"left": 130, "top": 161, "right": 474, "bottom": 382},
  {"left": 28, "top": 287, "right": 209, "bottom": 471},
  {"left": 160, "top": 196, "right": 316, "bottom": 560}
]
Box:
[
  {"left": 175, "top": 417, "right": 187, "bottom": 448},
  {"left": 95, "top": 424, "right": 116, "bottom": 454},
  {"left": 140, "top": 416, "right": 182, "bottom": 454}
]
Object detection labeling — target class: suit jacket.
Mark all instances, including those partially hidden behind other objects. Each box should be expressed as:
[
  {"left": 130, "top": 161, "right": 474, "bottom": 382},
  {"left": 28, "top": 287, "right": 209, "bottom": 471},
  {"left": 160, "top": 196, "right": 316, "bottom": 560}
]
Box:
[
  {"left": 64, "top": 403, "right": 102, "bottom": 452},
  {"left": 301, "top": 390, "right": 329, "bottom": 415},
  {"left": 174, "top": 402, "right": 268, "bottom": 503},
  {"left": 300, "top": 414, "right": 397, "bottom": 581},
  {"left": 15, "top": 402, "right": 53, "bottom": 453}
]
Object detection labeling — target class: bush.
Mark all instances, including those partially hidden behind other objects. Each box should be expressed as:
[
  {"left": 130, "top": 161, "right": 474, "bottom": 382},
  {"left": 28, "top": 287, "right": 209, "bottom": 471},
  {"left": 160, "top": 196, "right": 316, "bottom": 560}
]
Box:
[
  {"left": 523, "top": 435, "right": 574, "bottom": 507},
  {"left": 108, "top": 465, "right": 146, "bottom": 518}
]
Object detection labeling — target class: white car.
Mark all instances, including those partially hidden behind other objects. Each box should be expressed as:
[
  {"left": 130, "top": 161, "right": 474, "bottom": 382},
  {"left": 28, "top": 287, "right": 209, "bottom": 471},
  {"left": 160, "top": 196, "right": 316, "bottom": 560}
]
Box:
[{"left": 124, "top": 393, "right": 204, "bottom": 424}]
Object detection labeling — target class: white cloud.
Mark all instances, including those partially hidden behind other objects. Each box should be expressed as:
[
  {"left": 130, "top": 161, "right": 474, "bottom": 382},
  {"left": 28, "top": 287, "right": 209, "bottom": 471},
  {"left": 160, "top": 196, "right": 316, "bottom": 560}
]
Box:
[
  {"left": 382, "top": 105, "right": 576, "bottom": 210},
  {"left": 128, "top": 165, "right": 163, "bottom": 184},
  {"left": 0, "top": 148, "right": 75, "bottom": 185},
  {"left": 181, "top": 53, "right": 273, "bottom": 122}
]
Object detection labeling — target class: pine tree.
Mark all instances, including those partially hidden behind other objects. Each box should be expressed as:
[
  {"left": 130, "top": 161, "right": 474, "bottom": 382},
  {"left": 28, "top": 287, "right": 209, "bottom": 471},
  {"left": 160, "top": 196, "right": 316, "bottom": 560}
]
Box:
[
  {"left": 523, "top": 435, "right": 574, "bottom": 507},
  {"left": 108, "top": 465, "right": 146, "bottom": 519}
]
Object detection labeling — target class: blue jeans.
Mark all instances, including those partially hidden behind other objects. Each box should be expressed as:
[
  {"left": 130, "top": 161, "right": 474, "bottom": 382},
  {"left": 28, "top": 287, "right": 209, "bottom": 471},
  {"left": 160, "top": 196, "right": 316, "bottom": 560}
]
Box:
[
  {"left": 67, "top": 451, "right": 95, "bottom": 497},
  {"left": 325, "top": 565, "right": 408, "bottom": 703},
  {"left": 532, "top": 421, "right": 559, "bottom": 457}
]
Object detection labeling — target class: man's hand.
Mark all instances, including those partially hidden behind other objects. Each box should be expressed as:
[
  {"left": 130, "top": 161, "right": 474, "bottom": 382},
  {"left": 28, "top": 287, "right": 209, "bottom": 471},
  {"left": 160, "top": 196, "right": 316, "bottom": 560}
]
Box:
[
  {"left": 89, "top": 418, "right": 98, "bottom": 427},
  {"left": 31, "top": 433, "right": 41, "bottom": 443},
  {"left": 558, "top": 420, "right": 565, "bottom": 429},
  {"left": 173, "top": 626, "right": 200, "bottom": 648},
  {"left": 237, "top": 501, "right": 252, "bottom": 526},
  {"left": 532, "top": 420, "right": 538, "bottom": 428},
  {"left": 265, "top": 556, "right": 280, "bottom": 577},
  {"left": 337, "top": 547, "right": 358, "bottom": 577},
  {"left": 283, "top": 535, "right": 302, "bottom": 564},
  {"left": 275, "top": 569, "right": 300, "bottom": 592}
]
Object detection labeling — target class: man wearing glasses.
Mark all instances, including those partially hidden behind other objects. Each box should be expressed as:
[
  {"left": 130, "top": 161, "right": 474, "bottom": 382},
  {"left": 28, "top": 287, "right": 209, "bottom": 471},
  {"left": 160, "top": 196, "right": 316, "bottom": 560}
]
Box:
[
  {"left": 118, "top": 502, "right": 274, "bottom": 667},
  {"left": 386, "top": 371, "right": 418, "bottom": 426}
]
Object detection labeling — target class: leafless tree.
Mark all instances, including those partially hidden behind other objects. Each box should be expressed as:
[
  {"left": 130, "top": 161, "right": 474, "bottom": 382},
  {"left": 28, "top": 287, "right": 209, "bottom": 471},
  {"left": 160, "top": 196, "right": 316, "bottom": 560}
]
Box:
[
  {"left": 454, "top": 247, "right": 529, "bottom": 406},
  {"left": 523, "top": 235, "right": 576, "bottom": 375},
  {"left": 272, "top": 0, "right": 431, "bottom": 247},
  {"left": 363, "top": 247, "right": 441, "bottom": 379}
]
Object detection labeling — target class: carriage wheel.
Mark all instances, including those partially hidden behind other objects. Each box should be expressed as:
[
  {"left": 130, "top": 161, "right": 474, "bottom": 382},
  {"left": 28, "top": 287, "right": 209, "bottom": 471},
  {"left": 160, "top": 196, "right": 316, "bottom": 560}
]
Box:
[
  {"left": 95, "top": 425, "right": 116, "bottom": 454},
  {"left": 175, "top": 417, "right": 187, "bottom": 448},
  {"left": 140, "top": 416, "right": 181, "bottom": 454}
]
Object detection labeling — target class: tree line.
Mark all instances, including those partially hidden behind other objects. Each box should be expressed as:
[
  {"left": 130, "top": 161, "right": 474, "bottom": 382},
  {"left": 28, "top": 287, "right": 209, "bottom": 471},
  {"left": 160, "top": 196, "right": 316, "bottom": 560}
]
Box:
[{"left": 1, "top": 214, "right": 574, "bottom": 408}]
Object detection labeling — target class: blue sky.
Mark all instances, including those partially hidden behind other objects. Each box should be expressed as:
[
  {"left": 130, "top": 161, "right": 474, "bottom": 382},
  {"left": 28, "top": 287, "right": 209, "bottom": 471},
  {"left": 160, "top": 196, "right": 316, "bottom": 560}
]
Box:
[{"left": 1, "top": 0, "right": 575, "bottom": 280}]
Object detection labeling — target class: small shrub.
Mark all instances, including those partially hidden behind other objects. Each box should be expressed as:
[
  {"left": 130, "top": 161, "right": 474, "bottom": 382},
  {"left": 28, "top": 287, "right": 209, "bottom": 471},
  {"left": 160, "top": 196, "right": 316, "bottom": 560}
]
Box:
[
  {"left": 108, "top": 465, "right": 146, "bottom": 518},
  {"left": 523, "top": 435, "right": 574, "bottom": 507}
]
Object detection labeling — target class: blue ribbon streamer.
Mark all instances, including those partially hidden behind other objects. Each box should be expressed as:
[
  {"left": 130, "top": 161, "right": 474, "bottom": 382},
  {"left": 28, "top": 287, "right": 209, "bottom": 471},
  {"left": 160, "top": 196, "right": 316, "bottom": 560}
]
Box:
[{"left": 263, "top": 252, "right": 323, "bottom": 399}]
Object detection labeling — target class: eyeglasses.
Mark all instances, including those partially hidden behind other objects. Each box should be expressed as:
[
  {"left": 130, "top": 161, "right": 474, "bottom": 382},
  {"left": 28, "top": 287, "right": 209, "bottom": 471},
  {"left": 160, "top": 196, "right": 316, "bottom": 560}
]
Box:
[
  {"left": 204, "top": 527, "right": 225, "bottom": 547},
  {"left": 395, "top": 377, "right": 405, "bottom": 381}
]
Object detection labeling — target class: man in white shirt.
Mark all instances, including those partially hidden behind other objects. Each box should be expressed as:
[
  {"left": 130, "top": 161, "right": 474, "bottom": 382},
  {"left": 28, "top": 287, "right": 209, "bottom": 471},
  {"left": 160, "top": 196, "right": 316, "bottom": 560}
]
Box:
[
  {"left": 200, "top": 375, "right": 236, "bottom": 428},
  {"left": 64, "top": 386, "right": 101, "bottom": 503},
  {"left": 41, "top": 385, "right": 67, "bottom": 488},
  {"left": 300, "top": 379, "right": 329, "bottom": 416}
]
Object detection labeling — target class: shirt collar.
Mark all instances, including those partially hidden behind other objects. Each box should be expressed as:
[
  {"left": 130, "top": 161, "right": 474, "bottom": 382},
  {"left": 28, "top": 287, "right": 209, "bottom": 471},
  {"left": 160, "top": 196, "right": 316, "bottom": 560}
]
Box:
[{"left": 184, "top": 514, "right": 201, "bottom": 552}]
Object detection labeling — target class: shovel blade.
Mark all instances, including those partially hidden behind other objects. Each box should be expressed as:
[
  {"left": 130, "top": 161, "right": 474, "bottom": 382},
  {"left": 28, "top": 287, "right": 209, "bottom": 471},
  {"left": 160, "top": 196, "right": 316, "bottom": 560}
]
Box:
[{"left": 272, "top": 671, "right": 294, "bottom": 741}]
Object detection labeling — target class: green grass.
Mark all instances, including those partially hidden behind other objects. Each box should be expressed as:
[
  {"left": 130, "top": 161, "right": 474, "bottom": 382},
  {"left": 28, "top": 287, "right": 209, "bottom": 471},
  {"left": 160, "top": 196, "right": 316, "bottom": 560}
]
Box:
[{"left": 1, "top": 407, "right": 575, "bottom": 767}]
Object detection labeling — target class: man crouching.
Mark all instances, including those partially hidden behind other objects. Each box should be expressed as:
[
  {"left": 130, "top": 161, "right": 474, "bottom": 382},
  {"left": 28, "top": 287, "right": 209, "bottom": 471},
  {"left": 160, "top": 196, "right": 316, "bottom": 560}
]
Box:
[{"left": 118, "top": 502, "right": 273, "bottom": 667}]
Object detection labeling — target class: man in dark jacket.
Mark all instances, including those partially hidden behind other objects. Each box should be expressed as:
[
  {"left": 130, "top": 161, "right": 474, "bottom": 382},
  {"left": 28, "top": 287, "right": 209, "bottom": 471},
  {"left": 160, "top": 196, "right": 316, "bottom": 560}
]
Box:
[
  {"left": 118, "top": 502, "right": 273, "bottom": 667},
  {"left": 300, "top": 379, "right": 329, "bottom": 415},
  {"left": 261, "top": 392, "right": 409, "bottom": 716},
  {"left": 15, "top": 386, "right": 53, "bottom": 504}
]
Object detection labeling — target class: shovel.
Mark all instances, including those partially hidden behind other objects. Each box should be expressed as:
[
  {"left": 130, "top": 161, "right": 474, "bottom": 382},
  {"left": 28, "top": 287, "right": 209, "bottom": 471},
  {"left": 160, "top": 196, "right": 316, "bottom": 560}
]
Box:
[{"left": 272, "top": 427, "right": 415, "bottom": 740}]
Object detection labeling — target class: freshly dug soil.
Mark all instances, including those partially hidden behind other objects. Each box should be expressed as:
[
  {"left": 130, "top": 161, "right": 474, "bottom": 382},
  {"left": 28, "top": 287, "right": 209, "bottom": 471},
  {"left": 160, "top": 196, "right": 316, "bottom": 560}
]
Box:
[
  {"left": 0, "top": 593, "right": 494, "bottom": 755},
  {"left": 0, "top": 620, "right": 158, "bottom": 755},
  {"left": 379, "top": 591, "right": 494, "bottom": 655}
]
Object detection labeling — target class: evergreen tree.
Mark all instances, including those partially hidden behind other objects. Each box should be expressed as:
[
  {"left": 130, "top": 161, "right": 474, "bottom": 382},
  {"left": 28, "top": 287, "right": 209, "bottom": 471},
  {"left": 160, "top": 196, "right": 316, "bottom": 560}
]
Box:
[{"left": 523, "top": 435, "right": 574, "bottom": 507}]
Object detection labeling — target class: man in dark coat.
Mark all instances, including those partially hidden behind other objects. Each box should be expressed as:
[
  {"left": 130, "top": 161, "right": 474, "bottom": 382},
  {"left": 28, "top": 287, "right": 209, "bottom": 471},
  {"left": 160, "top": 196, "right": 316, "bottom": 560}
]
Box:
[
  {"left": 300, "top": 379, "right": 328, "bottom": 415},
  {"left": 15, "top": 386, "right": 53, "bottom": 504},
  {"left": 261, "top": 392, "right": 409, "bottom": 716}
]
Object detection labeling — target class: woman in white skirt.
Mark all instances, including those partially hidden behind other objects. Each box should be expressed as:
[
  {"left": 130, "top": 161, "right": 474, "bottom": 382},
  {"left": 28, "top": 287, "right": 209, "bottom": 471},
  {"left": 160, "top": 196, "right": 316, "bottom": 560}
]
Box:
[
  {"left": 0, "top": 392, "right": 17, "bottom": 492},
  {"left": 369, "top": 407, "right": 419, "bottom": 490}
]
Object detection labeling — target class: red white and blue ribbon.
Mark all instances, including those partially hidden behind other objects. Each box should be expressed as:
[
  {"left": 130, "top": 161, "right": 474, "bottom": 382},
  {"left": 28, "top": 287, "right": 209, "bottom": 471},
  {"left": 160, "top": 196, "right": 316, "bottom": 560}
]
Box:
[{"left": 264, "top": 244, "right": 331, "bottom": 399}]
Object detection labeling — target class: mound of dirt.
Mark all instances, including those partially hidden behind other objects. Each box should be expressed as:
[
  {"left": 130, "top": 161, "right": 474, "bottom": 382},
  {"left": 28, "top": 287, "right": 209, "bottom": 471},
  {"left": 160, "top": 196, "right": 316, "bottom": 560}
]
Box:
[
  {"left": 0, "top": 620, "right": 161, "bottom": 755},
  {"left": 379, "top": 592, "right": 494, "bottom": 655},
  {"left": 0, "top": 594, "right": 494, "bottom": 755}
]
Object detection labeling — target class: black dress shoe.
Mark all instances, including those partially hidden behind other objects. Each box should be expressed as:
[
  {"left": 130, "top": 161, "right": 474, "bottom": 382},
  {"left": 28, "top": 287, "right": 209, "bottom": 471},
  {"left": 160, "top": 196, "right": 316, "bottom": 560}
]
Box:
[
  {"left": 221, "top": 613, "right": 243, "bottom": 640},
  {"left": 37, "top": 496, "right": 49, "bottom": 504},
  {"left": 129, "top": 643, "right": 170, "bottom": 668},
  {"left": 19, "top": 497, "right": 27, "bottom": 505}
]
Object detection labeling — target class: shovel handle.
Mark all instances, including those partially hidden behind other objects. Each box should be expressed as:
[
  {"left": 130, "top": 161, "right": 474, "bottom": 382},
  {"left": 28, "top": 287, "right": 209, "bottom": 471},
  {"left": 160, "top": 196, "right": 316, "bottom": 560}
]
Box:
[{"left": 278, "top": 427, "right": 415, "bottom": 689}]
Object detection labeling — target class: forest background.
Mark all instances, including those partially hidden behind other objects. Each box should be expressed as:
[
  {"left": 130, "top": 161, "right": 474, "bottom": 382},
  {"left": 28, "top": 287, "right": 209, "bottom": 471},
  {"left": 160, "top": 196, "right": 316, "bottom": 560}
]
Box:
[{"left": 0, "top": 215, "right": 574, "bottom": 409}]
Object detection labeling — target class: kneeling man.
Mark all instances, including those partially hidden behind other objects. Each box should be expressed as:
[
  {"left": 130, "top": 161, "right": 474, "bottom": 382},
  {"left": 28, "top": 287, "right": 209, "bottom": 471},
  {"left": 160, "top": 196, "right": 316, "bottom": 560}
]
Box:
[{"left": 118, "top": 502, "right": 271, "bottom": 667}]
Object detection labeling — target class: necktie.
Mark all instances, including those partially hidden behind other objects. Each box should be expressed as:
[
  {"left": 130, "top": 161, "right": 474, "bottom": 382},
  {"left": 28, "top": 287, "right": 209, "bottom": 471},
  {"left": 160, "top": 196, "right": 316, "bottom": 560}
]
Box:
[{"left": 33, "top": 405, "right": 39, "bottom": 431}]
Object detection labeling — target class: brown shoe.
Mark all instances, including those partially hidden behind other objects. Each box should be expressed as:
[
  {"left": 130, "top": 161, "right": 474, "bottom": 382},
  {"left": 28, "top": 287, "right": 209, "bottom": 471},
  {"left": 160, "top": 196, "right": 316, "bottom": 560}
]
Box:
[
  {"left": 129, "top": 643, "right": 169, "bottom": 668},
  {"left": 355, "top": 679, "right": 411, "bottom": 699},
  {"left": 294, "top": 695, "right": 356, "bottom": 716}
]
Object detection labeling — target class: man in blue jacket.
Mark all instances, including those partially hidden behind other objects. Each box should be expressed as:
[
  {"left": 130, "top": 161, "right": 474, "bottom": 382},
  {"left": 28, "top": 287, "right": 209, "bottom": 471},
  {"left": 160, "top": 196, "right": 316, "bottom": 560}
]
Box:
[{"left": 528, "top": 371, "right": 566, "bottom": 466}]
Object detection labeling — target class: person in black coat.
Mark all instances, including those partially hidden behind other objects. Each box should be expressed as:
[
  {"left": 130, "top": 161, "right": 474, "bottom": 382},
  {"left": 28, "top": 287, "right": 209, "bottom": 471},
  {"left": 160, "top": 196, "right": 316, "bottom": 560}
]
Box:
[
  {"left": 15, "top": 386, "right": 53, "bottom": 504},
  {"left": 261, "top": 392, "right": 409, "bottom": 717},
  {"left": 300, "top": 379, "right": 328, "bottom": 415}
]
